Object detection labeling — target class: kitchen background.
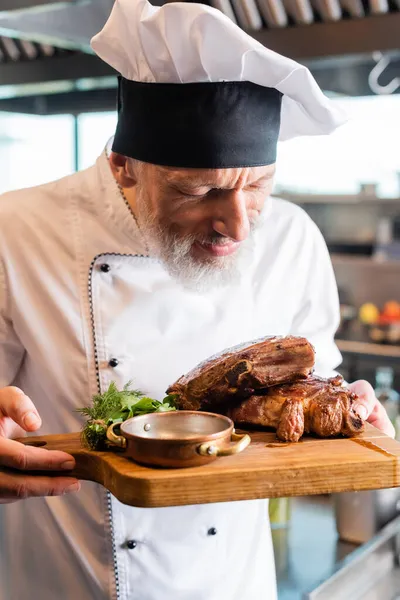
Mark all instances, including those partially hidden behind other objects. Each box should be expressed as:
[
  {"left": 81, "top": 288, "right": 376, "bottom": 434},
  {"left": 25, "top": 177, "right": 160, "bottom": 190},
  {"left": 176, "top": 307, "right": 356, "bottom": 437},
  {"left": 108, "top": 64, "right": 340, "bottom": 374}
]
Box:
[{"left": 0, "top": 0, "right": 399, "bottom": 598}]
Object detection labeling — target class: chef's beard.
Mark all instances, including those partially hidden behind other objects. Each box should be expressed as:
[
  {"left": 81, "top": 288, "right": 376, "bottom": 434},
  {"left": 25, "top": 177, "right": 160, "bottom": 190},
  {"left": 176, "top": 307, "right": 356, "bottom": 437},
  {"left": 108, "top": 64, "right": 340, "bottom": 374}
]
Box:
[
  {"left": 136, "top": 201, "right": 259, "bottom": 292},
  {"left": 151, "top": 229, "right": 256, "bottom": 292}
]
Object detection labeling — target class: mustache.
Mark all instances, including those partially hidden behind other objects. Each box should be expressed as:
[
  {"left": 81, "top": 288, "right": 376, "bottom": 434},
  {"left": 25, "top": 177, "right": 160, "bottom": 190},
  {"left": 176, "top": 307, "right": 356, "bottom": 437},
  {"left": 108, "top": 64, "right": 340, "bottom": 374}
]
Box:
[
  {"left": 190, "top": 216, "right": 261, "bottom": 247},
  {"left": 193, "top": 233, "right": 232, "bottom": 246}
]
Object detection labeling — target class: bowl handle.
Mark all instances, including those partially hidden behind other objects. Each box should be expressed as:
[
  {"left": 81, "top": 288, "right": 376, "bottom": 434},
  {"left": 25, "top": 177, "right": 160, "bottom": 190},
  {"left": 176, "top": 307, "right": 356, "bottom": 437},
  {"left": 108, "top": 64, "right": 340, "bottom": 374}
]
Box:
[
  {"left": 106, "top": 422, "right": 127, "bottom": 449},
  {"left": 198, "top": 432, "right": 251, "bottom": 457}
]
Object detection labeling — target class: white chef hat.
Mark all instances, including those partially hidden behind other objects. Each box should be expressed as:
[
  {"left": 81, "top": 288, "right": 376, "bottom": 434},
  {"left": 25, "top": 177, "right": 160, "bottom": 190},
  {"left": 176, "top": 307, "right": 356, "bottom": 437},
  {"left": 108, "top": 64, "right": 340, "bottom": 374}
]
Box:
[{"left": 91, "top": 0, "right": 347, "bottom": 169}]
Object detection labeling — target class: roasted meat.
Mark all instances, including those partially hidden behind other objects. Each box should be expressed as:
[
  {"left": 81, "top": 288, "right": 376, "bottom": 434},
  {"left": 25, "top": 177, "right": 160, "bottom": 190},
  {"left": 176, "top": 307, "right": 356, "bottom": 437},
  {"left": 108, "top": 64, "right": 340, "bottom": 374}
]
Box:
[
  {"left": 227, "top": 374, "right": 364, "bottom": 442},
  {"left": 168, "top": 336, "right": 315, "bottom": 411}
]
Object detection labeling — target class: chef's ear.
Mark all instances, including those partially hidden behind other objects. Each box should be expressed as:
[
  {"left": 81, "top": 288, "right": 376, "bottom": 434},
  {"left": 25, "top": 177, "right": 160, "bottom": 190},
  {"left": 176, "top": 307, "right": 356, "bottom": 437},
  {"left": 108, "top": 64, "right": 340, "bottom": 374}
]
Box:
[{"left": 109, "top": 152, "right": 139, "bottom": 188}]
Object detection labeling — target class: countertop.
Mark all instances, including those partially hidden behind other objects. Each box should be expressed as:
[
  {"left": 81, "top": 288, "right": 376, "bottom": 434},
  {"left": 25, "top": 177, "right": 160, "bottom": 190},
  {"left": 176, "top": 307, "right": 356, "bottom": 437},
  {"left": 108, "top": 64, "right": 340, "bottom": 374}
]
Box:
[{"left": 273, "top": 496, "right": 358, "bottom": 600}]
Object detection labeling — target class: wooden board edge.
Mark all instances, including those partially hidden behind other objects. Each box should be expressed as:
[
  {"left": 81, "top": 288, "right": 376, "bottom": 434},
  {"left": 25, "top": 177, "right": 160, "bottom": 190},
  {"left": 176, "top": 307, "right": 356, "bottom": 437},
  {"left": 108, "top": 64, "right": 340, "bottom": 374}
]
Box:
[{"left": 109, "top": 458, "right": 400, "bottom": 508}]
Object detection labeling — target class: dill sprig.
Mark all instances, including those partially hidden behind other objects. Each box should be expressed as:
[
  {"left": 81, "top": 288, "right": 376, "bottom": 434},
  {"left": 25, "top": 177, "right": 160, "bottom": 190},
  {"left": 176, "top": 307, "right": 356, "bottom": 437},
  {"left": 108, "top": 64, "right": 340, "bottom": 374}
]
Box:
[{"left": 77, "top": 381, "right": 177, "bottom": 450}]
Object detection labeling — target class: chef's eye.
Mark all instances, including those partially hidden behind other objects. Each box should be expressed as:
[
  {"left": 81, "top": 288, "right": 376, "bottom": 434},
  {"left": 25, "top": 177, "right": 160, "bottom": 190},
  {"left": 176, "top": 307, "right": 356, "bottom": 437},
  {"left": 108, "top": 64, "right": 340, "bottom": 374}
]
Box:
[
  {"left": 176, "top": 187, "right": 211, "bottom": 198},
  {"left": 247, "top": 183, "right": 267, "bottom": 192},
  {"left": 183, "top": 191, "right": 206, "bottom": 198}
]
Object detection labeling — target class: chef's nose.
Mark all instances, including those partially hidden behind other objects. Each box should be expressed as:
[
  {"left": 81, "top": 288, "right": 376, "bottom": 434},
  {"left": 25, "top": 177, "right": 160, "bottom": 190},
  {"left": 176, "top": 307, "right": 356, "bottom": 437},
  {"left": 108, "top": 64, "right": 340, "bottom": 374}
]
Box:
[{"left": 212, "top": 190, "right": 250, "bottom": 242}]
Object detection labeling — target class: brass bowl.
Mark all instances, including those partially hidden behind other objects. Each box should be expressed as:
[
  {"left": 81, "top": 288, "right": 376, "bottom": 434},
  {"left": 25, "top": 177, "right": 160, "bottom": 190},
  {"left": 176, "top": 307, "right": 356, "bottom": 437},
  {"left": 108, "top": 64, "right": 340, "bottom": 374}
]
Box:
[{"left": 106, "top": 411, "right": 251, "bottom": 468}]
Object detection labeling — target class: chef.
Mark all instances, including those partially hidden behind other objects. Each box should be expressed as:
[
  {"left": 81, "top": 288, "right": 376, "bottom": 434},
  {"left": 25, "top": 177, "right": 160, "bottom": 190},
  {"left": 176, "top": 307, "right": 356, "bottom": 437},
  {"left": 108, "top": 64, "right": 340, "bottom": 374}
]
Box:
[{"left": 0, "top": 0, "right": 394, "bottom": 599}]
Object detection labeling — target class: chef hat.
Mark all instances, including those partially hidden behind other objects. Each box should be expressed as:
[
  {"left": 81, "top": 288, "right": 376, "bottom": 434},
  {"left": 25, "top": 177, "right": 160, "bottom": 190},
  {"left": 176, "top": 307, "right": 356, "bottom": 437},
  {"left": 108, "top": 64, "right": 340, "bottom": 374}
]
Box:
[{"left": 91, "top": 0, "right": 347, "bottom": 169}]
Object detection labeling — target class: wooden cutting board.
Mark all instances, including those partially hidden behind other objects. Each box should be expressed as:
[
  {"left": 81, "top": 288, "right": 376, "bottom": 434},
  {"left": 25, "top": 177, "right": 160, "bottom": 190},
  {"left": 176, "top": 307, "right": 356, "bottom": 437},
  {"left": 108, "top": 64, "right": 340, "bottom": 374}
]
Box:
[{"left": 17, "top": 424, "right": 400, "bottom": 508}]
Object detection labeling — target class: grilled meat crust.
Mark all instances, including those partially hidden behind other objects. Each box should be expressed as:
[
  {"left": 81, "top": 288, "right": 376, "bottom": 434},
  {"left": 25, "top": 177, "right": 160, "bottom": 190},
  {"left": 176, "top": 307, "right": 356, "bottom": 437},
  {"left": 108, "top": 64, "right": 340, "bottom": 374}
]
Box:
[{"left": 168, "top": 336, "right": 315, "bottom": 411}]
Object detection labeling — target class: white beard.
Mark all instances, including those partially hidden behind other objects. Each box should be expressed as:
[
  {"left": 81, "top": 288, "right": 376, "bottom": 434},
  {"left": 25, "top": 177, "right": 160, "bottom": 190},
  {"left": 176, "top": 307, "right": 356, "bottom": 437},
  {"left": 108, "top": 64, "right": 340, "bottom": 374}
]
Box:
[
  {"left": 136, "top": 195, "right": 260, "bottom": 293},
  {"left": 155, "top": 231, "right": 256, "bottom": 292}
]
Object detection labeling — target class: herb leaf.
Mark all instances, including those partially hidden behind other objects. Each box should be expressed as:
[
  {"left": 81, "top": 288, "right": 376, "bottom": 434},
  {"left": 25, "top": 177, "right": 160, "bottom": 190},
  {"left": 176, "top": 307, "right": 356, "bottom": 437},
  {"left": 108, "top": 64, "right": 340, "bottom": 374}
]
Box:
[{"left": 77, "top": 382, "right": 177, "bottom": 450}]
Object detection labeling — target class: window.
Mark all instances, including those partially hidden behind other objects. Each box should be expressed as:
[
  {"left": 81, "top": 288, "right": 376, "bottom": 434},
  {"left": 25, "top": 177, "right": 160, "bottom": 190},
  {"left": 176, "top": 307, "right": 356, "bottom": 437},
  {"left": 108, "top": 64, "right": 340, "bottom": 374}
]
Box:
[
  {"left": 275, "top": 95, "right": 400, "bottom": 198},
  {"left": 0, "top": 112, "right": 74, "bottom": 194},
  {"left": 77, "top": 112, "right": 118, "bottom": 171}
]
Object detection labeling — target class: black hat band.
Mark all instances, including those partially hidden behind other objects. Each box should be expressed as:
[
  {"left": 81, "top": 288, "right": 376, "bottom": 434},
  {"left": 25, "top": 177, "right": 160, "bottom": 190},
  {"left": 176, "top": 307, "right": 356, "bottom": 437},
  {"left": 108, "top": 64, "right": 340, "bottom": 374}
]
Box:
[{"left": 112, "top": 77, "right": 283, "bottom": 169}]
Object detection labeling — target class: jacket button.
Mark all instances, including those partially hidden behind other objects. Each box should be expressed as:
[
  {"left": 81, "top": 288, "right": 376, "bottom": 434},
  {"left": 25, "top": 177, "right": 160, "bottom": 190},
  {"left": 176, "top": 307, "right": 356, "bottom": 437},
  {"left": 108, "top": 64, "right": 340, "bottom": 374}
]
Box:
[
  {"left": 109, "top": 358, "right": 119, "bottom": 368},
  {"left": 126, "top": 540, "right": 137, "bottom": 550},
  {"left": 100, "top": 263, "right": 111, "bottom": 273},
  {"left": 208, "top": 527, "right": 217, "bottom": 536}
]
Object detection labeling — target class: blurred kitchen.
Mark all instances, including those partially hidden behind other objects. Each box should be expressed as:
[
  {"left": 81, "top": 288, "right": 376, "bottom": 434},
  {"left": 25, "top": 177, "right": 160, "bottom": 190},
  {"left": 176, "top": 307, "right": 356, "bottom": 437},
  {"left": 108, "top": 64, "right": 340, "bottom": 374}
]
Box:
[{"left": 0, "top": 0, "right": 399, "bottom": 599}]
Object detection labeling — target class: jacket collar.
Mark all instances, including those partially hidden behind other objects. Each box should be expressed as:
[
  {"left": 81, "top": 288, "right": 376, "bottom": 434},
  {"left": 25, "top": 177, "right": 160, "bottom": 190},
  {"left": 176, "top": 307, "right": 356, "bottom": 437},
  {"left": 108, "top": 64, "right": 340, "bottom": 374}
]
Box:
[{"left": 92, "top": 146, "right": 149, "bottom": 256}]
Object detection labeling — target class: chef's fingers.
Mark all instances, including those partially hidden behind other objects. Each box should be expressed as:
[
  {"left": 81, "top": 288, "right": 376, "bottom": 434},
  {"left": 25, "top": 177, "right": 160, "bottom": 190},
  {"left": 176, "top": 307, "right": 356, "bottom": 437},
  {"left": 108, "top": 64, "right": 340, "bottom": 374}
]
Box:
[
  {"left": 0, "top": 437, "right": 76, "bottom": 471},
  {"left": 365, "top": 401, "right": 395, "bottom": 438},
  {"left": 0, "top": 470, "right": 80, "bottom": 503},
  {"left": 0, "top": 387, "right": 41, "bottom": 432},
  {"left": 350, "top": 380, "right": 395, "bottom": 438},
  {"left": 349, "top": 379, "right": 379, "bottom": 420}
]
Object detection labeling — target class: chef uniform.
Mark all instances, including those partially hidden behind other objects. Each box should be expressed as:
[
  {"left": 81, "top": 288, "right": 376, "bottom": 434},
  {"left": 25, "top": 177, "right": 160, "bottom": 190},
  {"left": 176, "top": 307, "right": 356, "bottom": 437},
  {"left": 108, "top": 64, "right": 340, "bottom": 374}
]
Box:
[{"left": 0, "top": 0, "right": 347, "bottom": 599}]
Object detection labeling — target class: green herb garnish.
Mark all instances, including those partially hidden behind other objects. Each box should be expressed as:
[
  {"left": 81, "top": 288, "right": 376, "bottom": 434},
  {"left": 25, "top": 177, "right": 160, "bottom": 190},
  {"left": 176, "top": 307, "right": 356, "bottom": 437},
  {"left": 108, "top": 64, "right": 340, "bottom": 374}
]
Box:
[{"left": 77, "top": 381, "right": 177, "bottom": 450}]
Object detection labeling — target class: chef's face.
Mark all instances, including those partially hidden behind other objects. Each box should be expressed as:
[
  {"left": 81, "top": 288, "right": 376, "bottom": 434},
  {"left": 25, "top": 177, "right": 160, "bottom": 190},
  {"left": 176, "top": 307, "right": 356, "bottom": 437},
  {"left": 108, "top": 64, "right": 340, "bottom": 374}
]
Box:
[{"left": 110, "top": 154, "right": 275, "bottom": 290}]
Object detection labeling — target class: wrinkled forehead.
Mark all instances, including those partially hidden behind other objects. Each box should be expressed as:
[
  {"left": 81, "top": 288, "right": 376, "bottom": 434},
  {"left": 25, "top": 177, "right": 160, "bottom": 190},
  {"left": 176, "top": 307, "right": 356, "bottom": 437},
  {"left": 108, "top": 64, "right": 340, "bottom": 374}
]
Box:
[{"left": 156, "top": 163, "right": 276, "bottom": 190}]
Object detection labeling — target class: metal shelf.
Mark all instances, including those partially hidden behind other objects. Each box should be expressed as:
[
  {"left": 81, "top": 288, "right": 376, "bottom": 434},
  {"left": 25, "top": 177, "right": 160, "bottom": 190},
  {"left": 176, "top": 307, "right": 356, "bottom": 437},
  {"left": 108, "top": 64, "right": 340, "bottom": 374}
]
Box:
[
  {"left": 332, "top": 255, "right": 400, "bottom": 268},
  {"left": 276, "top": 192, "right": 400, "bottom": 205},
  {"left": 336, "top": 339, "right": 400, "bottom": 359}
]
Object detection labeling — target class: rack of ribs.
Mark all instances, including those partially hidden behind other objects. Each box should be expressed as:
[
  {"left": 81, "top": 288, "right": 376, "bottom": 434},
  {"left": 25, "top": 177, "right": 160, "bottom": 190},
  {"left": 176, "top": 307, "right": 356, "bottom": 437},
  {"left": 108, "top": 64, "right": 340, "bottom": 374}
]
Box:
[
  {"left": 168, "top": 336, "right": 365, "bottom": 442},
  {"left": 167, "top": 335, "right": 315, "bottom": 411}
]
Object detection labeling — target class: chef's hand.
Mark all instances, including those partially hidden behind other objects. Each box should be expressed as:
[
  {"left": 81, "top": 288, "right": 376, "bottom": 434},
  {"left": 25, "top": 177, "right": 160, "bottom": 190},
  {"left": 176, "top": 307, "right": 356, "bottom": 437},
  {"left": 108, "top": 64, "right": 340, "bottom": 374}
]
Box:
[
  {"left": 0, "top": 386, "right": 80, "bottom": 504},
  {"left": 349, "top": 380, "right": 395, "bottom": 438}
]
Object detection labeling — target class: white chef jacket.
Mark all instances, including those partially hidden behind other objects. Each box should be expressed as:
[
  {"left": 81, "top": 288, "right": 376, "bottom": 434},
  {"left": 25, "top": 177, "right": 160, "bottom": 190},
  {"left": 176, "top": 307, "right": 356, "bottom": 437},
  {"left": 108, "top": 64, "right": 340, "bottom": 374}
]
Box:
[{"left": 0, "top": 149, "right": 341, "bottom": 600}]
